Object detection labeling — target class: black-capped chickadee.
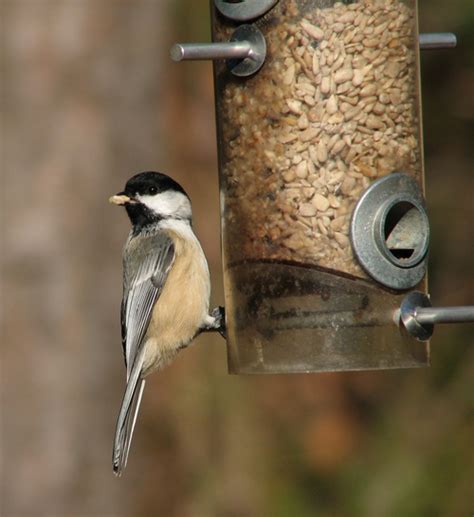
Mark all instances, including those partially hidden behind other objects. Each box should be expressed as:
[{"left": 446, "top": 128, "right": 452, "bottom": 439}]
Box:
[{"left": 109, "top": 171, "right": 225, "bottom": 476}]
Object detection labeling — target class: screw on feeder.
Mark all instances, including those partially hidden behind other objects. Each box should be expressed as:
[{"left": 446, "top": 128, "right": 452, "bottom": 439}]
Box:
[{"left": 170, "top": 24, "right": 266, "bottom": 77}]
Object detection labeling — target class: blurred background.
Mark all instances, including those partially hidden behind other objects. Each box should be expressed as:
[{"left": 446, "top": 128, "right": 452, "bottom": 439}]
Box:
[{"left": 1, "top": 1, "right": 473, "bottom": 516}]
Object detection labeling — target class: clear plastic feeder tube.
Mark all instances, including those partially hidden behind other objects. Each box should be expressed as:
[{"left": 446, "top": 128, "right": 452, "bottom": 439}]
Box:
[{"left": 212, "top": 0, "right": 429, "bottom": 373}]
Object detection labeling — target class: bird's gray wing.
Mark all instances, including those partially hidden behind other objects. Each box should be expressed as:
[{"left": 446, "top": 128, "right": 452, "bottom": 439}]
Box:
[
  {"left": 113, "top": 231, "right": 175, "bottom": 474},
  {"left": 121, "top": 231, "right": 175, "bottom": 379}
]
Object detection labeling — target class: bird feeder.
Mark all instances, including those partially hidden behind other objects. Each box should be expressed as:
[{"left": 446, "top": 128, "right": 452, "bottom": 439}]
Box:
[{"left": 172, "top": 0, "right": 472, "bottom": 374}]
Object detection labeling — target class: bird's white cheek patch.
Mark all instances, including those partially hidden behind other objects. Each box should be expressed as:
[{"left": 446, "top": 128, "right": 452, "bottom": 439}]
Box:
[{"left": 138, "top": 191, "right": 191, "bottom": 219}]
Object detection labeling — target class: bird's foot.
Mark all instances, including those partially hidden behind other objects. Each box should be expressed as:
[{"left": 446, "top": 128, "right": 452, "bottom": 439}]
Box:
[{"left": 202, "top": 306, "right": 226, "bottom": 339}]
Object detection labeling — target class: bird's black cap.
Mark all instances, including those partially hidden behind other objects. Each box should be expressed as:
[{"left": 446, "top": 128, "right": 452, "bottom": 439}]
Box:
[
  {"left": 122, "top": 171, "right": 188, "bottom": 199},
  {"left": 116, "top": 171, "right": 190, "bottom": 232}
]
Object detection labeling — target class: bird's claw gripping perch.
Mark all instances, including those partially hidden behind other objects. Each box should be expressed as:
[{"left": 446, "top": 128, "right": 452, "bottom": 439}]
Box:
[{"left": 210, "top": 306, "right": 226, "bottom": 339}]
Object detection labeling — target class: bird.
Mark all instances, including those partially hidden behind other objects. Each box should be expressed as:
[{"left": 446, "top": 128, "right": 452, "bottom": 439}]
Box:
[{"left": 109, "top": 171, "right": 225, "bottom": 476}]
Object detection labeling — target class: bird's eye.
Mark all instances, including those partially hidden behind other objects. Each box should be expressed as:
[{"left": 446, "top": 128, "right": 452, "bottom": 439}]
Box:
[{"left": 148, "top": 186, "right": 158, "bottom": 195}]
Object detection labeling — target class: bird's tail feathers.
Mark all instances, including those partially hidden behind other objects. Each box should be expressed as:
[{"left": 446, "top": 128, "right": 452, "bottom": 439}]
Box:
[{"left": 112, "top": 349, "right": 146, "bottom": 476}]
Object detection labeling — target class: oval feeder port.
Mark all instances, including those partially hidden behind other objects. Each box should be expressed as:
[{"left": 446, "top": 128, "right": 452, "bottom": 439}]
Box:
[{"left": 351, "top": 173, "right": 430, "bottom": 290}]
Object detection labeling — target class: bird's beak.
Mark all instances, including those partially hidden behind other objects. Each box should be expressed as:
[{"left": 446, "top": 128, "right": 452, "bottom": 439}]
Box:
[{"left": 109, "top": 192, "right": 137, "bottom": 206}]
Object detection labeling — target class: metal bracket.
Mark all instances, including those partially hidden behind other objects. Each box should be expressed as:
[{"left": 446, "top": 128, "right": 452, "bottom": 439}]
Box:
[
  {"left": 170, "top": 24, "right": 266, "bottom": 77},
  {"left": 400, "top": 292, "right": 474, "bottom": 341},
  {"left": 214, "top": 0, "right": 279, "bottom": 22},
  {"left": 350, "top": 173, "right": 430, "bottom": 290}
]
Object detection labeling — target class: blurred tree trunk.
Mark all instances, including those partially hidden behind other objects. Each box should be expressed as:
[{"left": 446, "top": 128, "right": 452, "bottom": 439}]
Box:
[{"left": 1, "top": 1, "right": 169, "bottom": 514}]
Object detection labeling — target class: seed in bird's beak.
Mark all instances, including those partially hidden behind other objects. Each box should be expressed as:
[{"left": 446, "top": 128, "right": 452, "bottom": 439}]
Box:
[{"left": 109, "top": 194, "right": 133, "bottom": 205}]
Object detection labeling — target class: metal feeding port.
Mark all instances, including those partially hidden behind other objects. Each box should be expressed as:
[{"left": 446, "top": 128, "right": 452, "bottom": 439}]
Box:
[
  {"left": 350, "top": 173, "right": 429, "bottom": 290},
  {"left": 214, "top": 0, "right": 279, "bottom": 22}
]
